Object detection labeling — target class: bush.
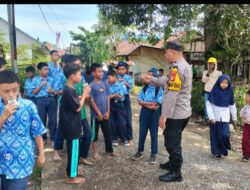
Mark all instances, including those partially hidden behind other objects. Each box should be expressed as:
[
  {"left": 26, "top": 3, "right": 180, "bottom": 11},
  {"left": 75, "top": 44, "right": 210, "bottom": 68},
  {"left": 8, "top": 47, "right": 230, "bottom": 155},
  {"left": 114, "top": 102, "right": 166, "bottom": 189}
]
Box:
[
  {"left": 191, "top": 81, "right": 205, "bottom": 115},
  {"left": 234, "top": 85, "right": 249, "bottom": 120},
  {"left": 130, "top": 85, "right": 142, "bottom": 96}
]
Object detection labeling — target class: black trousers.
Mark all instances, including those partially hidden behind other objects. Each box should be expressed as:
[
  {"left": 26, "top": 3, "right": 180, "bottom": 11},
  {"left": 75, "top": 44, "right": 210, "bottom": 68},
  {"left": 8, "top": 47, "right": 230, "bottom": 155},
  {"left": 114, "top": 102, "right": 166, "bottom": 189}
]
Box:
[
  {"left": 91, "top": 119, "right": 113, "bottom": 153},
  {"left": 163, "top": 118, "right": 189, "bottom": 172},
  {"left": 66, "top": 138, "right": 80, "bottom": 178}
]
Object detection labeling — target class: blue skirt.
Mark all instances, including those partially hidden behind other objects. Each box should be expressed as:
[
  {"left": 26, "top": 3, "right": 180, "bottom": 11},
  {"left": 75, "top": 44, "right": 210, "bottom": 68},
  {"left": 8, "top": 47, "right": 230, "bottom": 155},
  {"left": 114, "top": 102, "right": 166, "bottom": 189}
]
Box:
[{"left": 209, "top": 122, "right": 231, "bottom": 156}]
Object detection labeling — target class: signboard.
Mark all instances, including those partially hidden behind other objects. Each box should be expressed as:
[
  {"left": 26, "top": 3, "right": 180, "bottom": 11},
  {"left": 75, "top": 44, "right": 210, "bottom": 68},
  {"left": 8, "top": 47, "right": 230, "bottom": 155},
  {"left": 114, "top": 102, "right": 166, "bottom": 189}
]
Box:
[{"left": 190, "top": 52, "right": 205, "bottom": 61}]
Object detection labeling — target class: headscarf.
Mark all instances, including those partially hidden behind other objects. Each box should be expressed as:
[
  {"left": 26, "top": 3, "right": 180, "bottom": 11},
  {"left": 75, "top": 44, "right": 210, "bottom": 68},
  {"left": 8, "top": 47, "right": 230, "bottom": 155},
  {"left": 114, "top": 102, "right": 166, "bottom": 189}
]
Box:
[{"left": 208, "top": 74, "right": 234, "bottom": 107}]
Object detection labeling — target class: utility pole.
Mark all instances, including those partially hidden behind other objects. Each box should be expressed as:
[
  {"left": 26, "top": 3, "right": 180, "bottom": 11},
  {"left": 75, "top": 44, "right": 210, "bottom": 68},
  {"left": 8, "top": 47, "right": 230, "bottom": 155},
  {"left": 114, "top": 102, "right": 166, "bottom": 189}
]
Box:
[{"left": 7, "top": 4, "right": 18, "bottom": 73}]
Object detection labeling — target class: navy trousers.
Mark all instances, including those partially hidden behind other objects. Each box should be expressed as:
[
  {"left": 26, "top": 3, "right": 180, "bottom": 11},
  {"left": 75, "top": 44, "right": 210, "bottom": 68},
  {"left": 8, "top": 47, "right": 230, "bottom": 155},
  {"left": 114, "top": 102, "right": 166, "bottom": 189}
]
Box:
[
  {"left": 80, "top": 119, "right": 92, "bottom": 158},
  {"left": 209, "top": 122, "right": 231, "bottom": 156},
  {"left": 0, "top": 175, "right": 28, "bottom": 190},
  {"left": 124, "top": 94, "right": 133, "bottom": 140},
  {"left": 27, "top": 96, "right": 37, "bottom": 105},
  {"left": 110, "top": 100, "right": 127, "bottom": 143},
  {"left": 138, "top": 107, "right": 160, "bottom": 155},
  {"left": 36, "top": 96, "right": 57, "bottom": 141}
]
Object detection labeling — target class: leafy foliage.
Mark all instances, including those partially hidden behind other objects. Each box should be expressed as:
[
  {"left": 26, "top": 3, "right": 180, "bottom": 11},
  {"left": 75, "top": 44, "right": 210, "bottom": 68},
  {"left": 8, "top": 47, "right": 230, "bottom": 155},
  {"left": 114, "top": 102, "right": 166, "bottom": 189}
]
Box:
[{"left": 98, "top": 4, "right": 202, "bottom": 45}]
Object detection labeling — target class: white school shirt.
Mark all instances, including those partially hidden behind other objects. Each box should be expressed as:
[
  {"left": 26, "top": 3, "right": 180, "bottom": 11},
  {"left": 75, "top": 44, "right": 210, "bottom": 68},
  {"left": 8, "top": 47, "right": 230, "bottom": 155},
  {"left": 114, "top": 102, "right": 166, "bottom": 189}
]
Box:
[
  {"left": 240, "top": 105, "right": 250, "bottom": 124},
  {"left": 206, "top": 101, "right": 237, "bottom": 122}
]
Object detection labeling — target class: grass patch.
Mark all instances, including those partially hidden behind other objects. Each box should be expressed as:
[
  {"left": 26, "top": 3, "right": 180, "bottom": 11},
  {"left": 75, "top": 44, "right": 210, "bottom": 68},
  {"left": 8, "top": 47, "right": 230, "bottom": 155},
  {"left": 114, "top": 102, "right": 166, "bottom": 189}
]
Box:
[{"left": 28, "top": 166, "right": 42, "bottom": 190}]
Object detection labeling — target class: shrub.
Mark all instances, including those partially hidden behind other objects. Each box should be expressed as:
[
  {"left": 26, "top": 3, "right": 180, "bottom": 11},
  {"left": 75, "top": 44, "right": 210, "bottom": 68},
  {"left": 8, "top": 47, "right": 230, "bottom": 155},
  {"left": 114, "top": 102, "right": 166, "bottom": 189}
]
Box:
[
  {"left": 191, "top": 81, "right": 205, "bottom": 115},
  {"left": 130, "top": 85, "right": 142, "bottom": 96}
]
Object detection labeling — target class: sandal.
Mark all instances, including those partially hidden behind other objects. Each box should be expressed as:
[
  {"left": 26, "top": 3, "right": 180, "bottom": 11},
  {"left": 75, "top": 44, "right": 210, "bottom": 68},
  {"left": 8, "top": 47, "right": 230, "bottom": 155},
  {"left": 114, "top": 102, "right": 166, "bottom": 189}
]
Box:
[{"left": 66, "top": 177, "right": 85, "bottom": 184}]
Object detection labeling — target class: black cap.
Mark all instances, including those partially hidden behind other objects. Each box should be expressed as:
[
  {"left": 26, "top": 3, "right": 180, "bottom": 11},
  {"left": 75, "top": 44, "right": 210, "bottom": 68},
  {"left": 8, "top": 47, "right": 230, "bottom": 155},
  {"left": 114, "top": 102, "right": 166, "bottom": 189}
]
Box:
[
  {"left": 117, "top": 61, "right": 128, "bottom": 68},
  {"left": 165, "top": 41, "right": 183, "bottom": 51}
]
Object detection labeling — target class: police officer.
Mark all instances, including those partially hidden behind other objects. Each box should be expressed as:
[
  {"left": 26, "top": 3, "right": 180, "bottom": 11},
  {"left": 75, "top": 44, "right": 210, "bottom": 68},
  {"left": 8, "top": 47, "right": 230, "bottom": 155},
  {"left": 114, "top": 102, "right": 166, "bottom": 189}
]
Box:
[{"left": 142, "top": 41, "right": 192, "bottom": 182}]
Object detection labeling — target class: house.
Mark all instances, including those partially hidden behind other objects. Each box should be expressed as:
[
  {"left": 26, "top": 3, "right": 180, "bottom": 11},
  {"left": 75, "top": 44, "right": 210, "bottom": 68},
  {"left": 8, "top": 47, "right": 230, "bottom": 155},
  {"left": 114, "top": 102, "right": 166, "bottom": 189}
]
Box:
[
  {"left": 116, "top": 41, "right": 169, "bottom": 77},
  {"left": 0, "top": 17, "right": 49, "bottom": 62},
  {"left": 116, "top": 32, "right": 206, "bottom": 82}
]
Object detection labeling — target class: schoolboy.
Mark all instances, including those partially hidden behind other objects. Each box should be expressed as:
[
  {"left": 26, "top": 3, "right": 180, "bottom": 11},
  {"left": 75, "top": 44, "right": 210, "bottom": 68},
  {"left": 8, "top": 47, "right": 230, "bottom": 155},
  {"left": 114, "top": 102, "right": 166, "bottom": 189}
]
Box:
[
  {"left": 89, "top": 63, "right": 119, "bottom": 160},
  {"left": 59, "top": 63, "right": 90, "bottom": 184},
  {"left": 24, "top": 65, "right": 36, "bottom": 104},
  {"left": 31, "top": 62, "right": 57, "bottom": 143},
  {"left": 107, "top": 70, "right": 129, "bottom": 147},
  {"left": 132, "top": 68, "right": 163, "bottom": 165},
  {"left": 117, "top": 61, "right": 134, "bottom": 144},
  {"left": 0, "top": 70, "right": 46, "bottom": 189}
]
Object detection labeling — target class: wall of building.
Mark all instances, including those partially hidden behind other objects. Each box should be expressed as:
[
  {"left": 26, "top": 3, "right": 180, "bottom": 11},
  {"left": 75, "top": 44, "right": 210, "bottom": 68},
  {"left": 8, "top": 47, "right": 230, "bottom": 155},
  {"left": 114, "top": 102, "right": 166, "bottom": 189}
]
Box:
[{"left": 128, "top": 47, "right": 170, "bottom": 75}]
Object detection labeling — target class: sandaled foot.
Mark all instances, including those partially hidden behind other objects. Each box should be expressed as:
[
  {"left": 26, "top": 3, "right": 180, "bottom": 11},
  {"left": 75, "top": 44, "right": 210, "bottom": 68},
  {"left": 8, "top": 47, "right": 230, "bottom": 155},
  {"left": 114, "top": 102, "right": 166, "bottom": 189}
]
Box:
[
  {"left": 79, "top": 158, "right": 94, "bottom": 166},
  {"left": 93, "top": 152, "right": 102, "bottom": 161},
  {"left": 66, "top": 177, "right": 85, "bottom": 184}
]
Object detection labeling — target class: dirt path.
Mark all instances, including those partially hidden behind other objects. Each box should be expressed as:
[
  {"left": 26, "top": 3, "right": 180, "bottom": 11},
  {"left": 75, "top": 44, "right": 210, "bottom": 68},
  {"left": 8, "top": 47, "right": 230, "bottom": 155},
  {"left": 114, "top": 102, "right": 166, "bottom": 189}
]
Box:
[{"left": 41, "top": 96, "right": 250, "bottom": 190}]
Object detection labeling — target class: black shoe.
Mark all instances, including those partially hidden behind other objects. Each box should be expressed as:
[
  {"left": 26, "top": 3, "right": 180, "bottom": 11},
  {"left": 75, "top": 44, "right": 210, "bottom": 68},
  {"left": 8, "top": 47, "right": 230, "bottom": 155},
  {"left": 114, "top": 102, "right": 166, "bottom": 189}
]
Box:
[
  {"left": 159, "top": 171, "right": 183, "bottom": 182},
  {"left": 131, "top": 152, "right": 143, "bottom": 161},
  {"left": 159, "top": 162, "right": 171, "bottom": 171}
]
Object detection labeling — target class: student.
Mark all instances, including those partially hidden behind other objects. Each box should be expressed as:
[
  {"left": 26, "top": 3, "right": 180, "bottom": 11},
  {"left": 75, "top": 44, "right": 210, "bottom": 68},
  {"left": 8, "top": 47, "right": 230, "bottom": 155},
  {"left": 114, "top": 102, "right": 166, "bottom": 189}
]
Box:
[
  {"left": 0, "top": 57, "right": 6, "bottom": 72},
  {"left": 90, "top": 63, "right": 119, "bottom": 160},
  {"left": 24, "top": 65, "right": 36, "bottom": 104},
  {"left": 206, "top": 74, "right": 237, "bottom": 158},
  {"left": 107, "top": 70, "right": 129, "bottom": 147},
  {"left": 59, "top": 63, "right": 90, "bottom": 184},
  {"left": 132, "top": 68, "right": 163, "bottom": 164},
  {"left": 83, "top": 65, "right": 94, "bottom": 84},
  {"left": 240, "top": 90, "right": 250, "bottom": 161},
  {"left": 117, "top": 61, "right": 134, "bottom": 144},
  {"left": 0, "top": 70, "right": 46, "bottom": 190},
  {"left": 31, "top": 62, "right": 57, "bottom": 143}
]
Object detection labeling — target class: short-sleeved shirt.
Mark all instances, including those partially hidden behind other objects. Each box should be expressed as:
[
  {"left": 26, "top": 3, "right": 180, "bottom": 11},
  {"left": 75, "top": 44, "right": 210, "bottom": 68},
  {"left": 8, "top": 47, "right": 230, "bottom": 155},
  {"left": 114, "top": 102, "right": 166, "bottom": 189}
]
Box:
[
  {"left": 109, "top": 81, "right": 127, "bottom": 101},
  {"left": 117, "top": 74, "right": 134, "bottom": 95},
  {"left": 137, "top": 84, "right": 163, "bottom": 104},
  {"left": 59, "top": 85, "right": 82, "bottom": 139},
  {"left": 24, "top": 78, "right": 34, "bottom": 97},
  {"left": 48, "top": 62, "right": 64, "bottom": 93},
  {"left": 31, "top": 76, "right": 54, "bottom": 98},
  {"left": 59, "top": 74, "right": 87, "bottom": 120},
  {"left": 90, "top": 80, "right": 110, "bottom": 119},
  {"left": 0, "top": 97, "right": 46, "bottom": 179}
]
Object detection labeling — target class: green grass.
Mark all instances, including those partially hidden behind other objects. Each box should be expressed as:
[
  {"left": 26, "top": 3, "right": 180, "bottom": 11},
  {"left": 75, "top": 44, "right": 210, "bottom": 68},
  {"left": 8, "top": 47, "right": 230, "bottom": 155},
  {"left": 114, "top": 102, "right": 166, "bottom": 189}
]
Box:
[{"left": 28, "top": 166, "right": 42, "bottom": 190}]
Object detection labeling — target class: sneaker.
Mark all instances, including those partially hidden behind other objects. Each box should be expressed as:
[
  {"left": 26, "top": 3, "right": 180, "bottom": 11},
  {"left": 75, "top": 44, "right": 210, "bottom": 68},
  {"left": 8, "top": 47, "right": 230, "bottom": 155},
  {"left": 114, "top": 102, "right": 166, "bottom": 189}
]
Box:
[
  {"left": 243, "top": 157, "right": 249, "bottom": 162},
  {"left": 112, "top": 140, "right": 119, "bottom": 147},
  {"left": 149, "top": 155, "right": 157, "bottom": 165},
  {"left": 123, "top": 141, "right": 130, "bottom": 147},
  {"left": 131, "top": 152, "right": 143, "bottom": 161},
  {"left": 215, "top": 155, "right": 222, "bottom": 159}
]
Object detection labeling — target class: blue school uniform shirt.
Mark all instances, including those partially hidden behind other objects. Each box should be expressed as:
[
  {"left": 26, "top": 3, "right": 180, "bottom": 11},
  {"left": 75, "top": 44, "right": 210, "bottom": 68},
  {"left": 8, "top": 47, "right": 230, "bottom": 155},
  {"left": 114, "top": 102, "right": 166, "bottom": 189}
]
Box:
[
  {"left": 24, "top": 78, "right": 34, "bottom": 97},
  {"left": 137, "top": 84, "right": 163, "bottom": 104},
  {"left": 117, "top": 74, "right": 134, "bottom": 95},
  {"left": 109, "top": 81, "right": 127, "bottom": 101},
  {"left": 31, "top": 76, "right": 54, "bottom": 98},
  {"left": 90, "top": 80, "right": 110, "bottom": 119},
  {"left": 0, "top": 97, "right": 46, "bottom": 179},
  {"left": 48, "top": 62, "right": 64, "bottom": 93}
]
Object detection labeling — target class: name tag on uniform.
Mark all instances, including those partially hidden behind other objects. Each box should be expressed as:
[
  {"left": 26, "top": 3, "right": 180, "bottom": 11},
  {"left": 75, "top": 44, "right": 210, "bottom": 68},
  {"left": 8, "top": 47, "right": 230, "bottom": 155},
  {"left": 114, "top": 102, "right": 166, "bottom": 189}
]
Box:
[
  {"left": 168, "top": 67, "right": 182, "bottom": 91},
  {"left": 99, "top": 88, "right": 104, "bottom": 92}
]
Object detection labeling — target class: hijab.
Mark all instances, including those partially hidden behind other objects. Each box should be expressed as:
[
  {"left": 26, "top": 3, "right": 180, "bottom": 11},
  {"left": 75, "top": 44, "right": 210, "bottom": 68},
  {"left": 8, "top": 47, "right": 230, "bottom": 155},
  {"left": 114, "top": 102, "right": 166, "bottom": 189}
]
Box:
[{"left": 208, "top": 74, "right": 234, "bottom": 107}]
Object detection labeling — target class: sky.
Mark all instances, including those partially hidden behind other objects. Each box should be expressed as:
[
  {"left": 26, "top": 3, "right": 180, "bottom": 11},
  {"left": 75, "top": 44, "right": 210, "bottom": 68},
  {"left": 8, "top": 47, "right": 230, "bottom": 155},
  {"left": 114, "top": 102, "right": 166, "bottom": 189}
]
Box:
[{"left": 0, "top": 4, "right": 99, "bottom": 49}]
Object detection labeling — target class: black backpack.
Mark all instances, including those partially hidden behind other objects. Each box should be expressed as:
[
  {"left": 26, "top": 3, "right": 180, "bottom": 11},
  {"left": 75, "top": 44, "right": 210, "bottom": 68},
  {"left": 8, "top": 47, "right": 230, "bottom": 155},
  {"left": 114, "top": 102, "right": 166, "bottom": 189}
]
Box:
[{"left": 142, "top": 84, "right": 160, "bottom": 98}]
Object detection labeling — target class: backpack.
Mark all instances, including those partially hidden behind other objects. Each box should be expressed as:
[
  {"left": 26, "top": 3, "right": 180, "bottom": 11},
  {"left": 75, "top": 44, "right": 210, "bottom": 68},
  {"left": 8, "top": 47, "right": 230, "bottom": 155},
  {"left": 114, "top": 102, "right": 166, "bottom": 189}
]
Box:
[{"left": 142, "top": 84, "right": 160, "bottom": 98}]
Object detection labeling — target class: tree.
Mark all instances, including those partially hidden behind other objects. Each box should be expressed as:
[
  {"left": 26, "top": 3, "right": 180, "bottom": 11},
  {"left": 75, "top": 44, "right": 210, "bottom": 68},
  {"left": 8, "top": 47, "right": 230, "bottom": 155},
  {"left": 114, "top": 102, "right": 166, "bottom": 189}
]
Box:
[
  {"left": 98, "top": 4, "right": 202, "bottom": 45},
  {"left": 70, "top": 26, "right": 111, "bottom": 64}
]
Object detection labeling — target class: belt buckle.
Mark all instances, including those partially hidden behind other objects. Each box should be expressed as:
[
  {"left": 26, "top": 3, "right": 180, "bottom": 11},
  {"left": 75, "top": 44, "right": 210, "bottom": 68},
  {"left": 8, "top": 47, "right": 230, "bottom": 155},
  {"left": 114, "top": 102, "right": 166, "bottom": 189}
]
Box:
[{"left": 114, "top": 99, "right": 118, "bottom": 103}]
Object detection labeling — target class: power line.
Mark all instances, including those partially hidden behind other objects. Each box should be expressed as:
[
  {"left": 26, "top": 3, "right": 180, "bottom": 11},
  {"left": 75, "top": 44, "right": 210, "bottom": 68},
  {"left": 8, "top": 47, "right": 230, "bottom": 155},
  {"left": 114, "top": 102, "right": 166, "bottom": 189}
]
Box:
[
  {"left": 46, "top": 5, "right": 67, "bottom": 48},
  {"left": 38, "top": 4, "right": 55, "bottom": 34}
]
